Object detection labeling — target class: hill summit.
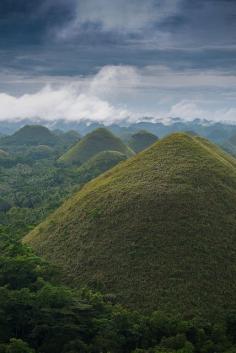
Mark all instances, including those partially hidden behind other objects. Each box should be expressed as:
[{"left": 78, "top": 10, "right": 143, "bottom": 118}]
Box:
[
  {"left": 128, "top": 130, "right": 158, "bottom": 153},
  {"left": 58, "top": 128, "right": 134, "bottom": 166},
  {"left": 24, "top": 133, "right": 236, "bottom": 318}
]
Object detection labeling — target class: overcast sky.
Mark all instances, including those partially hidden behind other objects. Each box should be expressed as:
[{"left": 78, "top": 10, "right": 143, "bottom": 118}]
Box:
[{"left": 0, "top": 0, "right": 236, "bottom": 123}]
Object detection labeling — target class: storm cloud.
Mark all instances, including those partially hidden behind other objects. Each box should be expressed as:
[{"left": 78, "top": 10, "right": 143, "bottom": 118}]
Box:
[{"left": 0, "top": 0, "right": 235, "bottom": 122}]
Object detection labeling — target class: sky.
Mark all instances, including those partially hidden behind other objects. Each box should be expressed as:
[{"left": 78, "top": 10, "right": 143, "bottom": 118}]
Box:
[{"left": 0, "top": 0, "right": 236, "bottom": 124}]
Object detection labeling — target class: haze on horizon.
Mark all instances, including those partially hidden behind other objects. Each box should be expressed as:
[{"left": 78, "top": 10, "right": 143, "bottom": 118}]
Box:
[{"left": 0, "top": 0, "right": 235, "bottom": 124}]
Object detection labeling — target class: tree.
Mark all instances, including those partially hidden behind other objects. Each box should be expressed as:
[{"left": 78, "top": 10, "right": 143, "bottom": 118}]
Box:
[{"left": 5, "top": 339, "right": 35, "bottom": 353}]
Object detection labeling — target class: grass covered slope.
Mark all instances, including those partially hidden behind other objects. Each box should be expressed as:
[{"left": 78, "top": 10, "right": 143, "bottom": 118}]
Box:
[
  {"left": 58, "top": 128, "right": 134, "bottom": 165},
  {"left": 24, "top": 133, "right": 236, "bottom": 318},
  {"left": 128, "top": 130, "right": 158, "bottom": 153},
  {"left": 76, "top": 150, "right": 127, "bottom": 184}
]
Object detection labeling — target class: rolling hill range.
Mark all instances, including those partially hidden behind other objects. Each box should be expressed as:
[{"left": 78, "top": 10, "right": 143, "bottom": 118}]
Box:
[
  {"left": 58, "top": 128, "right": 135, "bottom": 166},
  {"left": 127, "top": 130, "right": 159, "bottom": 153},
  {"left": 24, "top": 133, "right": 236, "bottom": 318}
]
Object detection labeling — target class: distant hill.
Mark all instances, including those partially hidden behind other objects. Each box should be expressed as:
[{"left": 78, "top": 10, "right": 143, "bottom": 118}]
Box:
[
  {"left": 24, "top": 133, "right": 236, "bottom": 318},
  {"left": 61, "top": 130, "right": 81, "bottom": 146},
  {"left": 221, "top": 133, "right": 236, "bottom": 156},
  {"left": 0, "top": 125, "right": 61, "bottom": 147},
  {"left": 127, "top": 130, "right": 158, "bottom": 153},
  {"left": 58, "top": 128, "right": 134, "bottom": 166},
  {"left": 1, "top": 118, "right": 236, "bottom": 144},
  {"left": 76, "top": 150, "right": 127, "bottom": 184}
]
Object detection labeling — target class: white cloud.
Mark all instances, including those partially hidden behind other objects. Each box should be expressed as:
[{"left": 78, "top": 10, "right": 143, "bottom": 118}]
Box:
[
  {"left": 168, "top": 100, "right": 236, "bottom": 123},
  {"left": 0, "top": 86, "right": 133, "bottom": 123},
  {"left": 169, "top": 100, "right": 205, "bottom": 120},
  {"left": 0, "top": 65, "right": 235, "bottom": 123}
]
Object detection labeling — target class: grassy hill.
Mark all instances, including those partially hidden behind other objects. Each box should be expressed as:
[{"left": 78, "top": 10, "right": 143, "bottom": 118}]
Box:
[
  {"left": 127, "top": 130, "right": 158, "bottom": 153},
  {"left": 58, "top": 128, "right": 134, "bottom": 166},
  {"left": 61, "top": 130, "right": 81, "bottom": 147},
  {"left": 24, "top": 133, "right": 236, "bottom": 318},
  {"left": 76, "top": 150, "right": 127, "bottom": 185},
  {"left": 0, "top": 125, "right": 60, "bottom": 147}
]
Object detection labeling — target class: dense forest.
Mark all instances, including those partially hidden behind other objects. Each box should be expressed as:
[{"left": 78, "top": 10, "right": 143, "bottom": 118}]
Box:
[{"left": 1, "top": 125, "right": 236, "bottom": 353}]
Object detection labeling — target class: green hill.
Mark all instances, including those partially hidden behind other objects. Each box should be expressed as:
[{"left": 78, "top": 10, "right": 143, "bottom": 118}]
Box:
[
  {"left": 58, "top": 128, "right": 134, "bottom": 166},
  {"left": 0, "top": 125, "right": 60, "bottom": 147},
  {"left": 128, "top": 130, "right": 158, "bottom": 153},
  {"left": 24, "top": 133, "right": 236, "bottom": 318},
  {"left": 76, "top": 150, "right": 127, "bottom": 184},
  {"left": 61, "top": 130, "right": 81, "bottom": 146}
]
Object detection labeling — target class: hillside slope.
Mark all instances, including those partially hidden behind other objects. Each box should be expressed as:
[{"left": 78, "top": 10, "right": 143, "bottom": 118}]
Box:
[
  {"left": 76, "top": 150, "right": 127, "bottom": 185},
  {"left": 58, "top": 128, "right": 134, "bottom": 166},
  {"left": 128, "top": 130, "right": 158, "bottom": 153},
  {"left": 24, "top": 133, "right": 236, "bottom": 318}
]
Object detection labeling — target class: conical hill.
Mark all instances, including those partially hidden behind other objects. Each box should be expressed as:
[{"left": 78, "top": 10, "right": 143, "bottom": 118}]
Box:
[{"left": 24, "top": 133, "right": 236, "bottom": 318}]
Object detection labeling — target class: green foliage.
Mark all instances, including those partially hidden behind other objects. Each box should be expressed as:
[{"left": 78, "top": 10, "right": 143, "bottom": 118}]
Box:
[
  {"left": 4, "top": 339, "right": 35, "bottom": 353},
  {"left": 0, "top": 127, "right": 133, "bottom": 238},
  {"left": 25, "top": 133, "right": 236, "bottom": 317},
  {"left": 58, "top": 128, "right": 134, "bottom": 166},
  {"left": 26, "top": 145, "right": 54, "bottom": 160},
  {"left": 0, "top": 158, "right": 81, "bottom": 237},
  {"left": 127, "top": 130, "right": 158, "bottom": 153}
]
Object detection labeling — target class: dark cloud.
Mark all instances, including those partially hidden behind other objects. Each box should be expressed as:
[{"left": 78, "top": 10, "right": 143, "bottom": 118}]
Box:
[
  {"left": 0, "top": 0, "right": 76, "bottom": 45},
  {"left": 0, "top": 0, "right": 235, "bottom": 78},
  {"left": 168, "top": 0, "right": 236, "bottom": 48}
]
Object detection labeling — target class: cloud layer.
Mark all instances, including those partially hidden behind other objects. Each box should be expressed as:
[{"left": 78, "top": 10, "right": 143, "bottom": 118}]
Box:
[
  {"left": 0, "top": 1, "right": 235, "bottom": 123},
  {"left": 0, "top": 65, "right": 235, "bottom": 123}
]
